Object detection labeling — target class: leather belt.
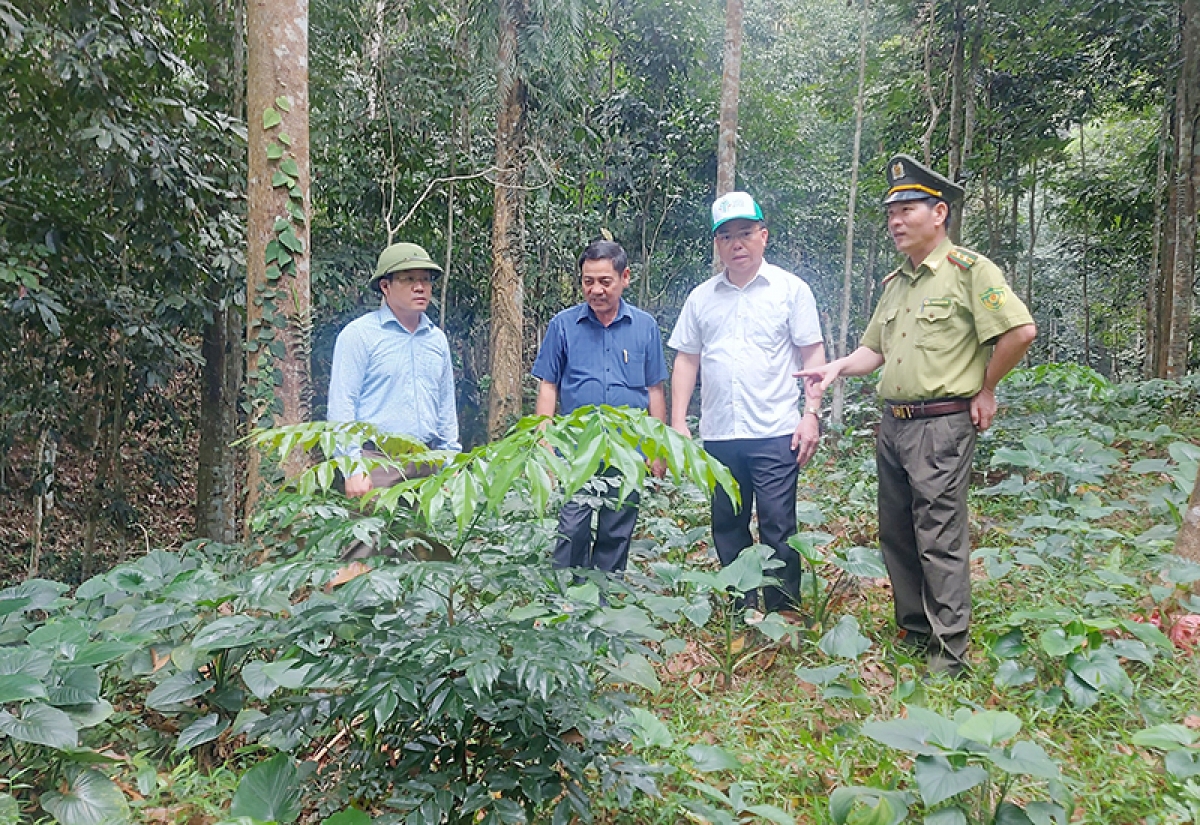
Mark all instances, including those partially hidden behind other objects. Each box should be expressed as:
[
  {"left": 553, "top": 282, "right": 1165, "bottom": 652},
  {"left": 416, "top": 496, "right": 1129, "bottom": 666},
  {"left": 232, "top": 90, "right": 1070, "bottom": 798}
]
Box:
[{"left": 884, "top": 398, "right": 971, "bottom": 420}]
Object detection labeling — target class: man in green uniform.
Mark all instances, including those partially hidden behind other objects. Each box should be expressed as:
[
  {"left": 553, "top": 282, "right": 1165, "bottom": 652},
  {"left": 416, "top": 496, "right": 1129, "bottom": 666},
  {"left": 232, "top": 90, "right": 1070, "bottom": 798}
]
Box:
[{"left": 799, "top": 154, "right": 1036, "bottom": 675}]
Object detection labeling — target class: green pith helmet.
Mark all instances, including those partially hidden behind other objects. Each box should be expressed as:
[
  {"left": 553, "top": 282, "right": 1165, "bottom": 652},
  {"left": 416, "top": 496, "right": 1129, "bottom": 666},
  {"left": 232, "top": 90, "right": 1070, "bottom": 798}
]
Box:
[{"left": 369, "top": 242, "right": 443, "bottom": 290}]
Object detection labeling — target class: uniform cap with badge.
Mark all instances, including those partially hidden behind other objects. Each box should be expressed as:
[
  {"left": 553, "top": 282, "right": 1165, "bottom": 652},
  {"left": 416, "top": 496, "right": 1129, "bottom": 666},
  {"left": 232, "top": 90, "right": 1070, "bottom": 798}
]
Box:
[{"left": 883, "top": 154, "right": 965, "bottom": 205}]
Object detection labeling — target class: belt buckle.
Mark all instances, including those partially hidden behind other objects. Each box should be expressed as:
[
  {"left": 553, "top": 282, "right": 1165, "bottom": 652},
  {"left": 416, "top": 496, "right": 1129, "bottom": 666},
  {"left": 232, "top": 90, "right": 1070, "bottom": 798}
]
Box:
[{"left": 893, "top": 404, "right": 910, "bottom": 419}]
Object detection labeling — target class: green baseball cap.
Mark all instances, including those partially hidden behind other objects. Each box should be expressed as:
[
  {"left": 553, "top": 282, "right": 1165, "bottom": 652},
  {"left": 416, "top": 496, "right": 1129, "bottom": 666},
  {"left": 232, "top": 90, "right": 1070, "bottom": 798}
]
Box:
[{"left": 369, "top": 242, "right": 443, "bottom": 289}]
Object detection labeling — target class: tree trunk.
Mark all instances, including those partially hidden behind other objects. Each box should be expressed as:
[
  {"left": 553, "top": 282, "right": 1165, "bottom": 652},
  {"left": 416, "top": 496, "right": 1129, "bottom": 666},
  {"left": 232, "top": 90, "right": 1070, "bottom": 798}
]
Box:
[
  {"left": 196, "top": 291, "right": 244, "bottom": 543},
  {"left": 245, "top": 0, "right": 312, "bottom": 520},
  {"left": 919, "top": 0, "right": 942, "bottom": 166},
  {"left": 716, "top": 0, "right": 744, "bottom": 197},
  {"left": 1177, "top": 465, "right": 1200, "bottom": 563},
  {"left": 487, "top": 0, "right": 528, "bottom": 438},
  {"left": 1146, "top": 92, "right": 1172, "bottom": 377},
  {"left": 1158, "top": 0, "right": 1199, "bottom": 378},
  {"left": 196, "top": 0, "right": 245, "bottom": 543},
  {"left": 1079, "top": 123, "right": 1091, "bottom": 369},
  {"left": 832, "top": 0, "right": 870, "bottom": 429},
  {"left": 946, "top": 0, "right": 965, "bottom": 244}
]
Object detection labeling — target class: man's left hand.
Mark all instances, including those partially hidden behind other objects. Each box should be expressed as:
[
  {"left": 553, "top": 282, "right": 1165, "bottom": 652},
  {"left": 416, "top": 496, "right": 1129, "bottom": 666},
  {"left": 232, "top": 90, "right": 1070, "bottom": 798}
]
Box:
[
  {"left": 971, "top": 387, "right": 998, "bottom": 432},
  {"left": 792, "top": 413, "right": 821, "bottom": 468}
]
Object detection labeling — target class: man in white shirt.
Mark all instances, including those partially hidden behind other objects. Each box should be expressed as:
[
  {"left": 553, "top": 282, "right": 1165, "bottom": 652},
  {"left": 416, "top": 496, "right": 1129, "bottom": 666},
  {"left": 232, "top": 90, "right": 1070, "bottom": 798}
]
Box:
[{"left": 668, "top": 192, "right": 826, "bottom": 614}]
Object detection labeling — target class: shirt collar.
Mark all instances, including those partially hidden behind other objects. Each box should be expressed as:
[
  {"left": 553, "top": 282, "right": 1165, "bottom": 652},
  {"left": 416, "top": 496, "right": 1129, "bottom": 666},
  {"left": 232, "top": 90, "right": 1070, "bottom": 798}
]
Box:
[
  {"left": 573, "top": 299, "right": 632, "bottom": 326},
  {"left": 901, "top": 237, "right": 955, "bottom": 279},
  {"left": 376, "top": 304, "right": 431, "bottom": 333},
  {"left": 717, "top": 260, "right": 773, "bottom": 290}
]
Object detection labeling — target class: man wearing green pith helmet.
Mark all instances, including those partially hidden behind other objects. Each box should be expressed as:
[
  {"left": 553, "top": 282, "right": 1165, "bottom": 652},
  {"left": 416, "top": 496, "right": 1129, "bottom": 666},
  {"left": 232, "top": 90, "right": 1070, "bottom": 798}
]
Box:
[
  {"left": 327, "top": 242, "right": 461, "bottom": 496},
  {"left": 799, "top": 155, "right": 1036, "bottom": 676}
]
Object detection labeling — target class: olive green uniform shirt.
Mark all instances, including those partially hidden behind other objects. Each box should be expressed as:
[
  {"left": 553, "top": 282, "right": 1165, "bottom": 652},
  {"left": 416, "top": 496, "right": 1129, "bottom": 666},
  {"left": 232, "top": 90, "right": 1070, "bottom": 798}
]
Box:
[{"left": 861, "top": 238, "right": 1033, "bottom": 401}]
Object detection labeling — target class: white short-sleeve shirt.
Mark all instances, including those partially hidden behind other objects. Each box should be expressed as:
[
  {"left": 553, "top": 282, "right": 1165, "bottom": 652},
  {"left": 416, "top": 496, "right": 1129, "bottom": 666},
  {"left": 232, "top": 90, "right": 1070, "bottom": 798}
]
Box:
[{"left": 668, "top": 261, "right": 823, "bottom": 441}]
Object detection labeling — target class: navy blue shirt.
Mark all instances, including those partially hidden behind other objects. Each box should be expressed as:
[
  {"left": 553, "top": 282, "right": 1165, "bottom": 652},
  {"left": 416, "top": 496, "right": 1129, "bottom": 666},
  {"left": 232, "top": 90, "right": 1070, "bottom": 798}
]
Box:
[{"left": 532, "top": 300, "right": 669, "bottom": 414}]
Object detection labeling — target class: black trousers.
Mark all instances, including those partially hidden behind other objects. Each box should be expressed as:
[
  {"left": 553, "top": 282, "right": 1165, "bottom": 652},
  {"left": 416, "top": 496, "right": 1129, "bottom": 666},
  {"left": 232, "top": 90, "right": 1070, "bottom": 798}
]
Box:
[
  {"left": 876, "top": 410, "right": 976, "bottom": 667},
  {"left": 705, "top": 435, "right": 800, "bottom": 612},
  {"left": 552, "top": 478, "right": 639, "bottom": 574}
]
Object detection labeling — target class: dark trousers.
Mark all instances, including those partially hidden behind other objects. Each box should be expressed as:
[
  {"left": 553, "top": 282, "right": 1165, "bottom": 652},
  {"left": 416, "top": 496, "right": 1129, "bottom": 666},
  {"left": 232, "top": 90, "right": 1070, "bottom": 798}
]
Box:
[
  {"left": 705, "top": 435, "right": 800, "bottom": 612},
  {"left": 876, "top": 410, "right": 976, "bottom": 666},
  {"left": 552, "top": 482, "right": 639, "bottom": 574}
]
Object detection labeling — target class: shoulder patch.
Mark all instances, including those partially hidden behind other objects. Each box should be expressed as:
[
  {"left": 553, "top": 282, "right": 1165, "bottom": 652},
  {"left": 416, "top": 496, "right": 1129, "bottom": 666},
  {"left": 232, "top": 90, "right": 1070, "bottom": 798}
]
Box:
[
  {"left": 948, "top": 247, "right": 978, "bottom": 270},
  {"left": 979, "top": 286, "right": 1007, "bottom": 311}
]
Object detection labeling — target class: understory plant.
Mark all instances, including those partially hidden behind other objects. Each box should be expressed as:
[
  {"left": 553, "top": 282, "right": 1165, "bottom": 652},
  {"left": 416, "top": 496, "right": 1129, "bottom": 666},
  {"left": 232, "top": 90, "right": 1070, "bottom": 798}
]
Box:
[{"left": 835, "top": 707, "right": 1071, "bottom": 824}]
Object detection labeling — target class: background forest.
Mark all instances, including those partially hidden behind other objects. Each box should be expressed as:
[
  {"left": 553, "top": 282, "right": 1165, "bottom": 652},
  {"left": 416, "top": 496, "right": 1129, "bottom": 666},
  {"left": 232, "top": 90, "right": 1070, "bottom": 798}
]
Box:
[{"left": 2, "top": 0, "right": 1200, "bottom": 823}]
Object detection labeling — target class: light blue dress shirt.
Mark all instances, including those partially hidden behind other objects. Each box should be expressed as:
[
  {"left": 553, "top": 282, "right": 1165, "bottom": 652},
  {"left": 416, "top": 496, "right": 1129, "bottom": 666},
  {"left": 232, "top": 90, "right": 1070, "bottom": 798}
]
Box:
[{"left": 327, "top": 305, "right": 460, "bottom": 454}]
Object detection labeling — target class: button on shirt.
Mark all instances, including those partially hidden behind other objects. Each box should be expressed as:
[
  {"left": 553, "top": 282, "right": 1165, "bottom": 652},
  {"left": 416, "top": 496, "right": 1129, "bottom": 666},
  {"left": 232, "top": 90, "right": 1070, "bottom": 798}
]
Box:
[
  {"left": 668, "top": 262, "right": 824, "bottom": 441},
  {"left": 327, "top": 305, "right": 461, "bottom": 454},
  {"left": 860, "top": 238, "right": 1033, "bottom": 401},
  {"left": 532, "top": 300, "right": 668, "bottom": 414}
]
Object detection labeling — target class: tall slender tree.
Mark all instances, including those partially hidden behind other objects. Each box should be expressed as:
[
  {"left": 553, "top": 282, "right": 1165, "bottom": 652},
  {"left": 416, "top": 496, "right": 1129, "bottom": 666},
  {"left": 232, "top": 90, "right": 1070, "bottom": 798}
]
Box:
[{"left": 245, "top": 0, "right": 312, "bottom": 515}]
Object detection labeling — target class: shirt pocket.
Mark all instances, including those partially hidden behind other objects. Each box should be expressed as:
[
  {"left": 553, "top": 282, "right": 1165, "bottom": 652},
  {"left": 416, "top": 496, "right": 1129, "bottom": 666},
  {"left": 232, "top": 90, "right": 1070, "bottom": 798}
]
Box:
[
  {"left": 623, "top": 346, "right": 647, "bottom": 388},
  {"left": 746, "top": 304, "right": 789, "bottom": 350},
  {"left": 915, "top": 301, "right": 959, "bottom": 351},
  {"left": 879, "top": 307, "right": 901, "bottom": 355}
]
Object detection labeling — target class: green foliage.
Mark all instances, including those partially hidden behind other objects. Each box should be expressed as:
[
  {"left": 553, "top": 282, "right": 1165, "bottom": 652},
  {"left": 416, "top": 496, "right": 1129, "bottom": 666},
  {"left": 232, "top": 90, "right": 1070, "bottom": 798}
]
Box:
[{"left": 844, "top": 706, "right": 1070, "bottom": 823}]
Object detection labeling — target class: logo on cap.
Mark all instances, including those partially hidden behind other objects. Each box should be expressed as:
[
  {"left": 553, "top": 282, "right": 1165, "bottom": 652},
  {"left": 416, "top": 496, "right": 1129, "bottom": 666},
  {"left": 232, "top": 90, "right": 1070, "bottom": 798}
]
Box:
[{"left": 891, "top": 160, "right": 905, "bottom": 179}]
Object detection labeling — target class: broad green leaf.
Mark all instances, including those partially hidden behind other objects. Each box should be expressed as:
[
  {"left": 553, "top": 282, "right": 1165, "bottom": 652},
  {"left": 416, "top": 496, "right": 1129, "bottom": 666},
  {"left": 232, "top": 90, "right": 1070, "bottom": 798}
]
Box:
[
  {"left": 1039, "top": 627, "right": 1084, "bottom": 657},
  {"left": 957, "top": 710, "right": 1021, "bottom": 746},
  {"left": 69, "top": 642, "right": 135, "bottom": 667},
  {"left": 833, "top": 546, "right": 888, "bottom": 578},
  {"left": 829, "top": 787, "right": 907, "bottom": 825},
  {"left": 47, "top": 667, "right": 101, "bottom": 706},
  {"left": 860, "top": 718, "right": 942, "bottom": 756},
  {"left": 913, "top": 756, "right": 987, "bottom": 806},
  {"left": 1066, "top": 648, "right": 1130, "bottom": 695},
  {"left": 192, "top": 615, "right": 265, "bottom": 651},
  {"left": 1061, "top": 671, "right": 1099, "bottom": 709},
  {"left": 230, "top": 753, "right": 302, "bottom": 824},
  {"left": 686, "top": 744, "right": 740, "bottom": 773},
  {"left": 626, "top": 707, "right": 673, "bottom": 749},
  {"left": 175, "top": 714, "right": 229, "bottom": 752},
  {"left": 262, "top": 107, "right": 281, "bottom": 129},
  {"left": 1131, "top": 723, "right": 1196, "bottom": 750},
  {"left": 604, "top": 652, "right": 660, "bottom": 693},
  {"left": 1025, "top": 802, "right": 1067, "bottom": 825},
  {"left": 994, "top": 802, "right": 1034, "bottom": 825},
  {"left": 0, "top": 674, "right": 46, "bottom": 703},
  {"left": 266, "top": 142, "right": 284, "bottom": 160},
  {"left": 322, "top": 809, "right": 371, "bottom": 825},
  {"left": 925, "top": 808, "right": 968, "bottom": 825},
  {"left": 994, "top": 660, "right": 1037, "bottom": 688},
  {"left": 129, "top": 604, "right": 190, "bottom": 633},
  {"left": 40, "top": 768, "right": 129, "bottom": 825},
  {"left": 744, "top": 804, "right": 795, "bottom": 825},
  {"left": 1165, "top": 750, "right": 1200, "bottom": 779},
  {"left": 906, "top": 707, "right": 965, "bottom": 751},
  {"left": 275, "top": 96, "right": 291, "bottom": 112},
  {"left": 0, "top": 702, "right": 77, "bottom": 748},
  {"left": 819, "top": 615, "right": 872, "bottom": 660},
  {"left": 795, "top": 664, "right": 847, "bottom": 685},
  {"left": 987, "top": 740, "right": 1062, "bottom": 780},
  {"left": 1119, "top": 618, "right": 1174, "bottom": 652},
  {"left": 146, "top": 671, "right": 212, "bottom": 710},
  {"left": 63, "top": 700, "right": 114, "bottom": 730},
  {"left": 279, "top": 160, "right": 300, "bottom": 179},
  {"left": 0, "top": 793, "right": 18, "bottom": 825},
  {"left": 681, "top": 597, "right": 712, "bottom": 627}
]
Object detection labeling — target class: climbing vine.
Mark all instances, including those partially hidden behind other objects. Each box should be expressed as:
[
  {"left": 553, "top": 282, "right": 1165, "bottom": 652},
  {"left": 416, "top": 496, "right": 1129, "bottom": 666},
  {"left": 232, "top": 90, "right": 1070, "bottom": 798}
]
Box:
[{"left": 246, "top": 94, "right": 310, "bottom": 432}]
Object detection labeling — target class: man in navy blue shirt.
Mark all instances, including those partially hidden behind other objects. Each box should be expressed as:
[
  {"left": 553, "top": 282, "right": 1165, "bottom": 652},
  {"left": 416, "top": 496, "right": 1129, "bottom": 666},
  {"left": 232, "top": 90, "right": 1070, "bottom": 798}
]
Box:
[{"left": 532, "top": 239, "right": 669, "bottom": 573}]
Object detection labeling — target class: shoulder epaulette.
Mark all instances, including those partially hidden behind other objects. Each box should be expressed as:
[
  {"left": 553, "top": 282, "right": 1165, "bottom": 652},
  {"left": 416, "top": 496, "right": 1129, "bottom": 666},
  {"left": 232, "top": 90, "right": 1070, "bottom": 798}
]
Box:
[{"left": 947, "top": 247, "right": 978, "bottom": 271}]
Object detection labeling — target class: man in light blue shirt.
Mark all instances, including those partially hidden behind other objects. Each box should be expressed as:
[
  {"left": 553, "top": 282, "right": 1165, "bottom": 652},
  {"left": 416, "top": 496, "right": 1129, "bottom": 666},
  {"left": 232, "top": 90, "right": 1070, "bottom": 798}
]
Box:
[
  {"left": 327, "top": 242, "right": 460, "bottom": 496},
  {"left": 532, "top": 238, "right": 668, "bottom": 573}
]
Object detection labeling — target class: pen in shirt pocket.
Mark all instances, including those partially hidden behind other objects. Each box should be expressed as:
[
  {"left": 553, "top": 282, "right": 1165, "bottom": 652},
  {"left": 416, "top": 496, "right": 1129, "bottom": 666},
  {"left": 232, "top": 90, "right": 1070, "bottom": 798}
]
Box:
[{"left": 623, "top": 349, "right": 628, "bottom": 363}]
